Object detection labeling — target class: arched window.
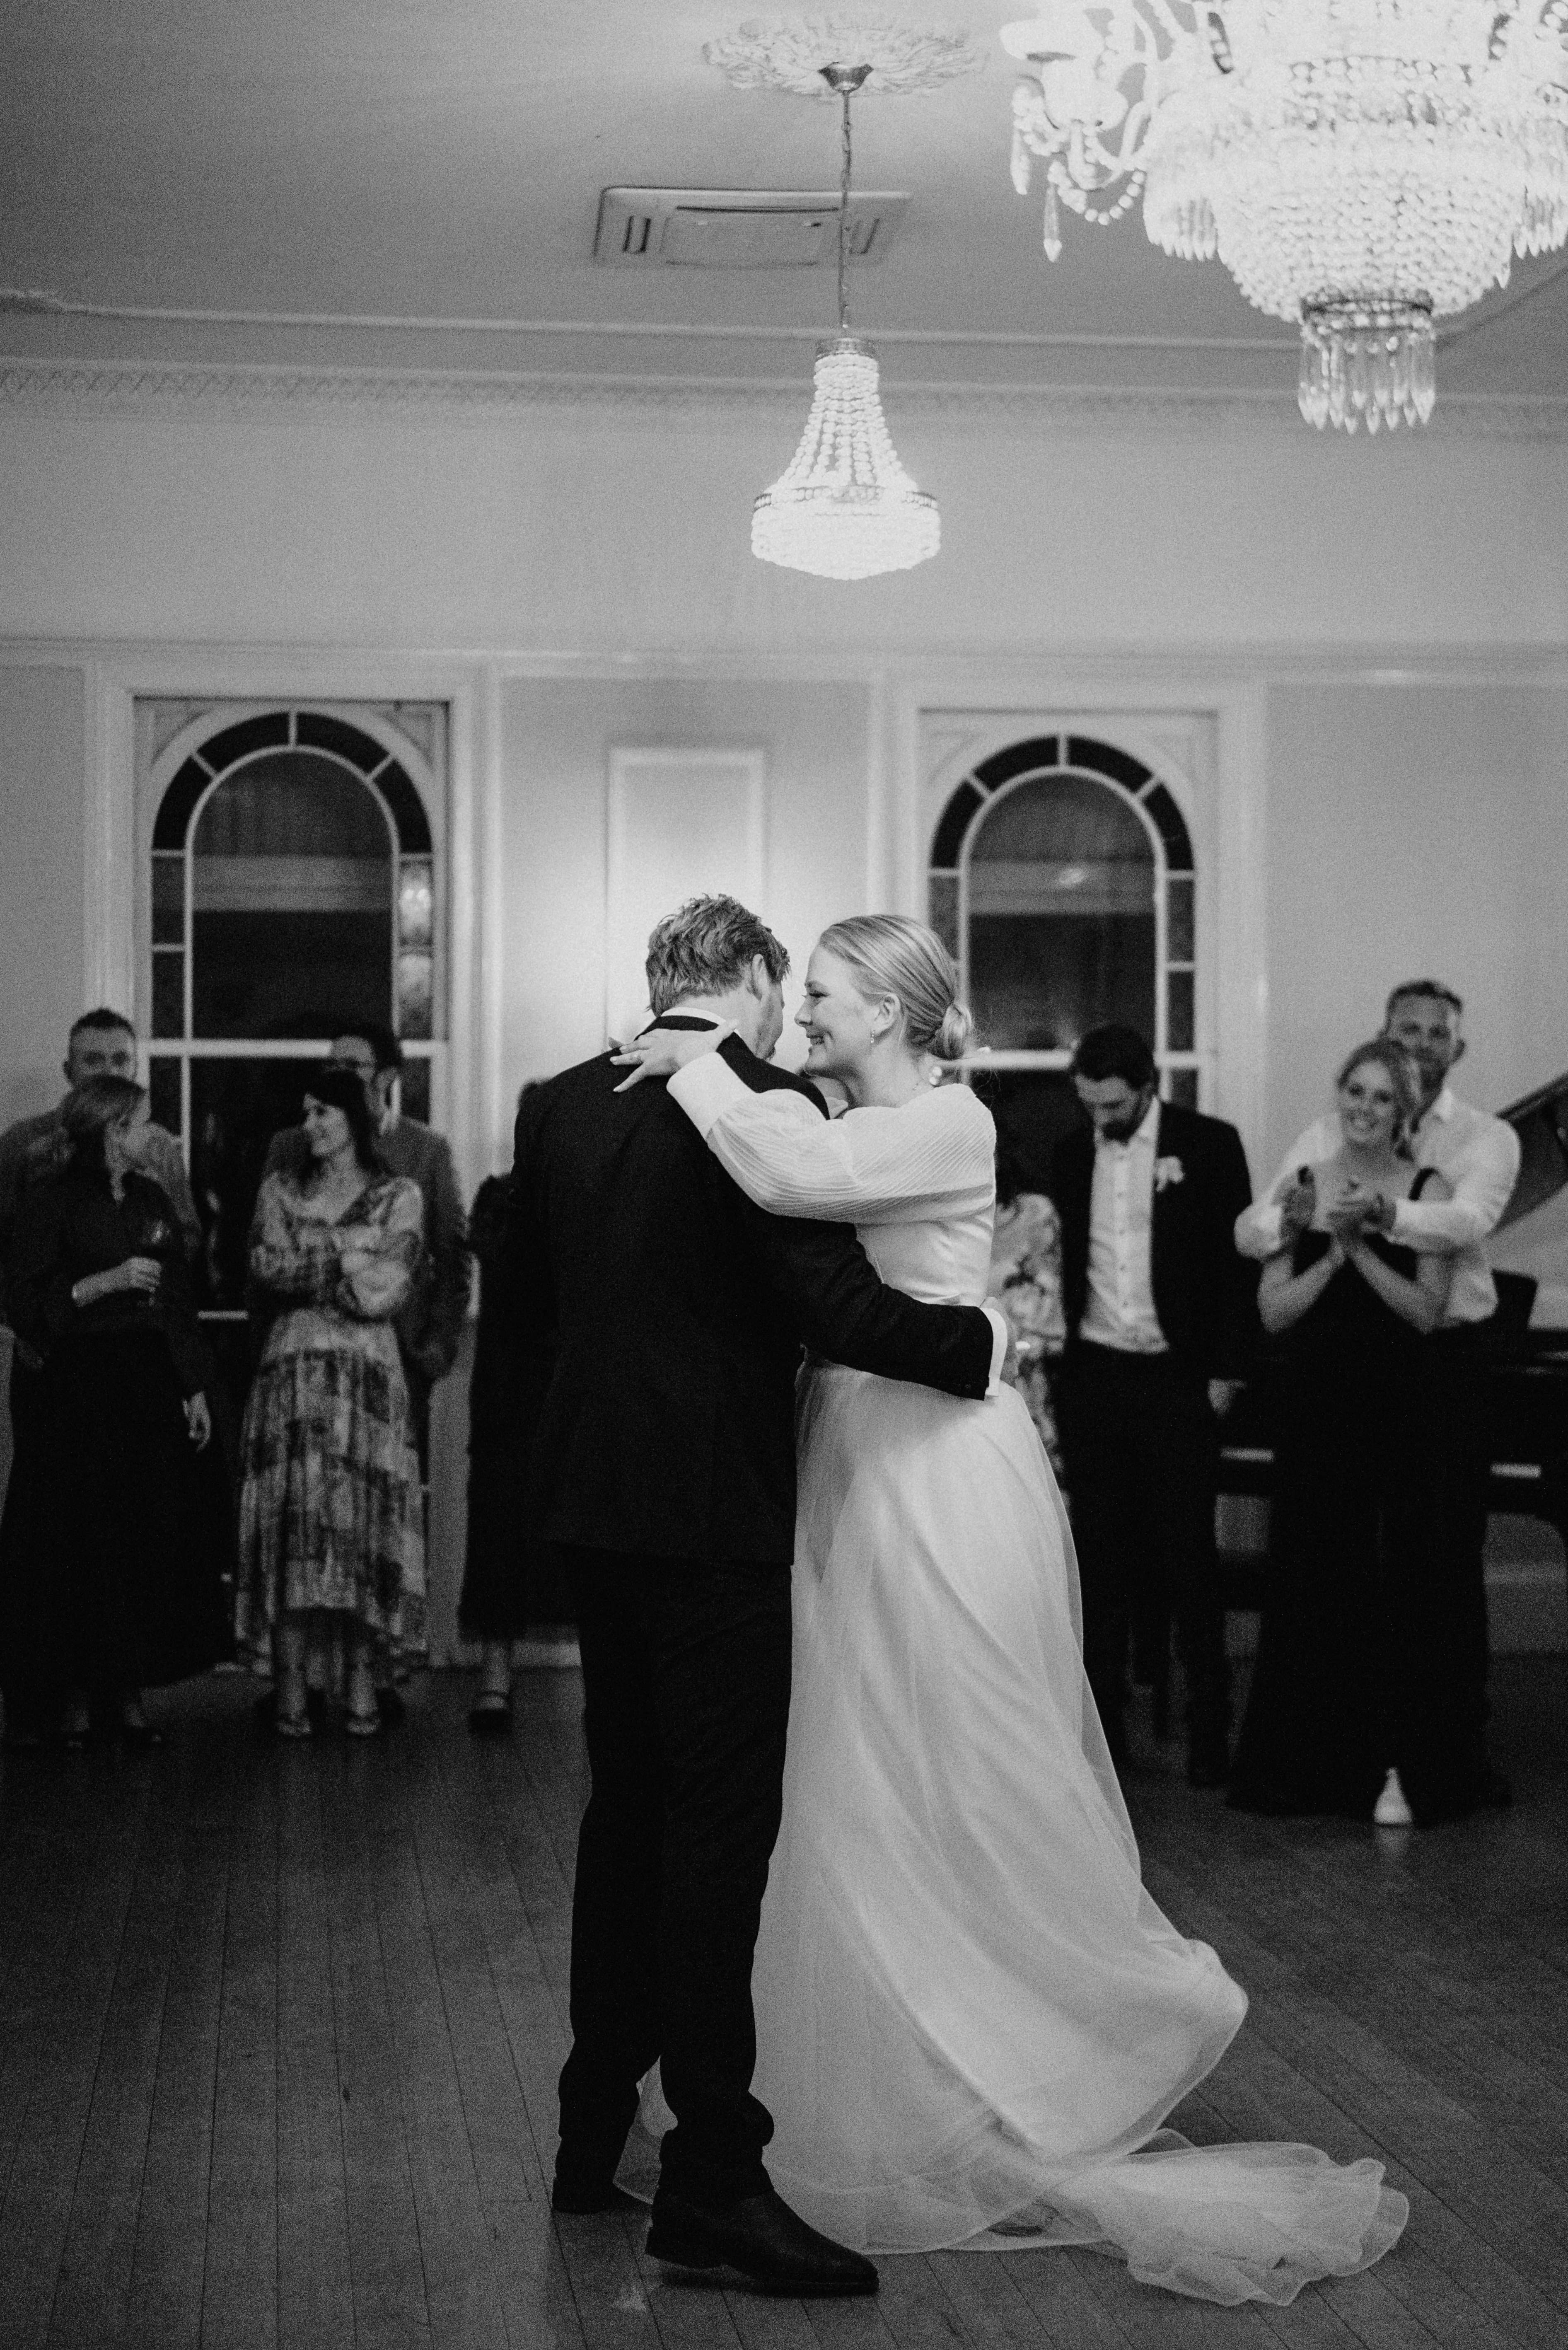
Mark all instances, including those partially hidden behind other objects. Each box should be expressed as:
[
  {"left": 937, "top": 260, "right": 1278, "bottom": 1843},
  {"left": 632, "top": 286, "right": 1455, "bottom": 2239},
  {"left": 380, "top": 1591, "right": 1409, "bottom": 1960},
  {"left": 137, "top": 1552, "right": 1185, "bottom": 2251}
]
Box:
[
  {"left": 141, "top": 703, "right": 445, "bottom": 1309},
  {"left": 929, "top": 732, "right": 1198, "bottom": 1177}
]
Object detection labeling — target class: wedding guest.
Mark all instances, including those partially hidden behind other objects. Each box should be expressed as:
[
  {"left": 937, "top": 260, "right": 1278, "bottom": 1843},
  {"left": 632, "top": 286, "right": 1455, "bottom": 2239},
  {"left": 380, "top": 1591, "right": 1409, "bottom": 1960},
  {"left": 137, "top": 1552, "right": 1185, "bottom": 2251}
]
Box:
[
  {"left": 987, "top": 1142, "right": 1066, "bottom": 1471},
  {"left": 0, "top": 1010, "right": 201, "bottom": 1744},
  {"left": 459, "top": 1157, "right": 536, "bottom": 1733},
  {"left": 0, "top": 1077, "right": 230, "bottom": 1747},
  {"left": 1051, "top": 1026, "right": 1257, "bottom": 1785},
  {"left": 235, "top": 1069, "right": 425, "bottom": 1738},
  {"left": 1235, "top": 981, "right": 1520, "bottom": 1805},
  {"left": 257, "top": 1025, "right": 470, "bottom": 1716},
  {"left": 258, "top": 1024, "right": 470, "bottom": 1459},
  {"left": 0, "top": 1010, "right": 201, "bottom": 1275},
  {"left": 1229, "top": 1040, "right": 1455, "bottom": 1825}
]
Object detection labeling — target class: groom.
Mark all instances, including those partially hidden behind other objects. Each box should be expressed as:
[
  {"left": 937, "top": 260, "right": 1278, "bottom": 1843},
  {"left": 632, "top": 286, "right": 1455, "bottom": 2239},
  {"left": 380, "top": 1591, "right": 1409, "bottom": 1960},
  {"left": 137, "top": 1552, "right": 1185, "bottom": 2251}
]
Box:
[{"left": 507, "top": 896, "right": 1005, "bottom": 2297}]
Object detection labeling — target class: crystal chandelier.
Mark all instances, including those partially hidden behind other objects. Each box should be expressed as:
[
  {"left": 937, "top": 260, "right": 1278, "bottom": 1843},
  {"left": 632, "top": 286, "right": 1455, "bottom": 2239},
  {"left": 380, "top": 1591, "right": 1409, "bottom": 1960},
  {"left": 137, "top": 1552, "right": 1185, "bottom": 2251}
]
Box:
[
  {"left": 1002, "top": 2, "right": 1568, "bottom": 433},
  {"left": 751, "top": 321, "right": 940, "bottom": 579},
  {"left": 706, "top": 23, "right": 981, "bottom": 577}
]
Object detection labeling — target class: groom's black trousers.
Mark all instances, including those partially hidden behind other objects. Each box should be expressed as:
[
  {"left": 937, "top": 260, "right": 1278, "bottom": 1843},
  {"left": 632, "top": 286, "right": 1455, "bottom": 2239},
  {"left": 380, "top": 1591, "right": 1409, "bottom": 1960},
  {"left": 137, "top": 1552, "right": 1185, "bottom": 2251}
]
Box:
[{"left": 559, "top": 1548, "right": 793, "bottom": 2206}]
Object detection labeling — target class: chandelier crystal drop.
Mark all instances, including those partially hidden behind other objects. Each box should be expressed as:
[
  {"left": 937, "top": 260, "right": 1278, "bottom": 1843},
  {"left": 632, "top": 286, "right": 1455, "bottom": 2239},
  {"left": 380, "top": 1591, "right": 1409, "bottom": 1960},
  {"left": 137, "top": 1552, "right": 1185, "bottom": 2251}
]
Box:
[
  {"left": 1002, "top": 1, "right": 1568, "bottom": 431},
  {"left": 752, "top": 335, "right": 940, "bottom": 576}
]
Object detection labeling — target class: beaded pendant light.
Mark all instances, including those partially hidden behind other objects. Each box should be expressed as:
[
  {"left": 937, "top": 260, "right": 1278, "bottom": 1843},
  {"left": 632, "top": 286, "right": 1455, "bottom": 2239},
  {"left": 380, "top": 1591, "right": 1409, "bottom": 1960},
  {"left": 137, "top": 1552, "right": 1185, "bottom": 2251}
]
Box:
[{"left": 749, "top": 61, "right": 940, "bottom": 580}]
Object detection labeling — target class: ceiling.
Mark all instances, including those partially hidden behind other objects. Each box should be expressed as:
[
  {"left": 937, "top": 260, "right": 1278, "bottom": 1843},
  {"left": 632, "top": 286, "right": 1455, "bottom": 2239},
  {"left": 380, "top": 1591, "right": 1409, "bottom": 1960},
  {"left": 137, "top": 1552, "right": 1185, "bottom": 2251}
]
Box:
[{"left": 3, "top": 0, "right": 1567, "bottom": 411}]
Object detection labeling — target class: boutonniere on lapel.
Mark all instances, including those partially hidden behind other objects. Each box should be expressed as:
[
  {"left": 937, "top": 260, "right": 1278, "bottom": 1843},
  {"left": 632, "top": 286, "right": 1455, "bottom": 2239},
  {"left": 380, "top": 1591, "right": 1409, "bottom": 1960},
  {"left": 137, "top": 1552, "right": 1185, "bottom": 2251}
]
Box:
[{"left": 1153, "top": 1156, "right": 1185, "bottom": 1193}]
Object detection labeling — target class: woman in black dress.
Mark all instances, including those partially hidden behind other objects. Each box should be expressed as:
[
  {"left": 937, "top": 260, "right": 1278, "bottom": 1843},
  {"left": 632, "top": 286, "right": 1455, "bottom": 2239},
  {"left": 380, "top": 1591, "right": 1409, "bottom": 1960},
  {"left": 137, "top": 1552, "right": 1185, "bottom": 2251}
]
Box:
[
  {"left": 1, "top": 1076, "right": 232, "bottom": 1745},
  {"left": 1229, "top": 1039, "right": 1456, "bottom": 1826}
]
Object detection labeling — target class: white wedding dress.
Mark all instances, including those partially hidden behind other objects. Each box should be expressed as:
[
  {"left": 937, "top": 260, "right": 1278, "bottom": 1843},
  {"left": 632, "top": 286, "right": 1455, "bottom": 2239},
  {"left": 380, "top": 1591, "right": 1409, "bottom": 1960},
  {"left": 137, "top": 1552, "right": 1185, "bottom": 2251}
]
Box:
[{"left": 653, "top": 1059, "right": 1408, "bottom": 2306}]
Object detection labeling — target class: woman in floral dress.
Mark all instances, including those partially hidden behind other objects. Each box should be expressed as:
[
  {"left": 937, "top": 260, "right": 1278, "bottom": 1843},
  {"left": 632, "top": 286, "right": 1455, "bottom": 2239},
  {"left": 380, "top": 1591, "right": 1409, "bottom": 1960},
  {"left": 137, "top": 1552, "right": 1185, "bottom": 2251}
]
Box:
[{"left": 237, "top": 1066, "right": 424, "bottom": 1736}]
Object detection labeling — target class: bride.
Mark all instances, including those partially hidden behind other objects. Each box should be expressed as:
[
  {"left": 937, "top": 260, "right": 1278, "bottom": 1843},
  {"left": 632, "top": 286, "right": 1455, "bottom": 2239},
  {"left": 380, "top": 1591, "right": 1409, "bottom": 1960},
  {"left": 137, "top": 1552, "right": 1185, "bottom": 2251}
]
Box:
[{"left": 616, "top": 913, "right": 1406, "bottom": 2307}]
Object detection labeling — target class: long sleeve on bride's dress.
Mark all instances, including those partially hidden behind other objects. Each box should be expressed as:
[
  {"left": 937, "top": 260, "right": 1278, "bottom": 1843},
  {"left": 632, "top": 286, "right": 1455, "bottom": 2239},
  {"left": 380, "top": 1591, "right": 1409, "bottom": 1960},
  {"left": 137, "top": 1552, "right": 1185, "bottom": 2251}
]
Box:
[{"left": 667, "top": 1055, "right": 996, "bottom": 1226}]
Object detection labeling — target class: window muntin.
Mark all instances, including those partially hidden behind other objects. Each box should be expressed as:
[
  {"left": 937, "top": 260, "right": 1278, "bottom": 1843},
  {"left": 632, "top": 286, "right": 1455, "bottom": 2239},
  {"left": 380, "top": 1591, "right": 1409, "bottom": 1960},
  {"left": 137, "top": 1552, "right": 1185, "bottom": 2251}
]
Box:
[
  {"left": 928, "top": 731, "right": 1199, "bottom": 1110},
  {"left": 144, "top": 704, "right": 445, "bottom": 1308},
  {"left": 966, "top": 772, "right": 1157, "bottom": 1053}
]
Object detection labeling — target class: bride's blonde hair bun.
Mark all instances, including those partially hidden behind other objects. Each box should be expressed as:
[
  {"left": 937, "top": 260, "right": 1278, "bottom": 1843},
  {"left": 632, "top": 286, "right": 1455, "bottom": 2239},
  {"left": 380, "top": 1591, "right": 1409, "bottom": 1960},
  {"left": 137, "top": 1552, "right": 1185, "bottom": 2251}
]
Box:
[
  {"left": 817, "top": 914, "right": 977, "bottom": 1065},
  {"left": 937, "top": 1001, "right": 975, "bottom": 1061}
]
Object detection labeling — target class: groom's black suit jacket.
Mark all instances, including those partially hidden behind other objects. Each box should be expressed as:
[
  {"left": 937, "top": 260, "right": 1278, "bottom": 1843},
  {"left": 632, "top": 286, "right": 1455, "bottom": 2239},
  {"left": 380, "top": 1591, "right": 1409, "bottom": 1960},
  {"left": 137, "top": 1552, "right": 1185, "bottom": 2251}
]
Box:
[
  {"left": 506, "top": 1026, "right": 997, "bottom": 1567},
  {"left": 1051, "top": 1101, "right": 1258, "bottom": 1381}
]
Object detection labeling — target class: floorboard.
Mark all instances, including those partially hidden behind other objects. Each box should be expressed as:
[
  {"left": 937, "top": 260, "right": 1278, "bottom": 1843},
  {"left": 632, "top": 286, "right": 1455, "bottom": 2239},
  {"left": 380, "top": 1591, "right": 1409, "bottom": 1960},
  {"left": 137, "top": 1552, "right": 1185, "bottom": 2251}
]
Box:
[
  {"left": 123, "top": 1713, "right": 238, "bottom": 2349},
  {"left": 48, "top": 1758, "right": 188, "bottom": 2349},
  {"left": 0, "top": 1763, "right": 150, "bottom": 2349},
  {"left": 202, "top": 1747, "right": 281, "bottom": 2350},
  {"left": 0, "top": 1658, "right": 1563, "bottom": 2347},
  {"left": 321, "top": 1738, "right": 434, "bottom": 2350},
  {"left": 275, "top": 1747, "right": 355, "bottom": 2350}
]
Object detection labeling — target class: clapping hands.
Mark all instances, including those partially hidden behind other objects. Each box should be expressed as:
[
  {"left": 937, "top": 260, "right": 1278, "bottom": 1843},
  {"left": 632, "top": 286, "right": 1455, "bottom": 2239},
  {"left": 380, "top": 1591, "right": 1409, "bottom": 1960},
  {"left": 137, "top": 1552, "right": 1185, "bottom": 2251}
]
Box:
[
  {"left": 1277, "top": 1168, "right": 1394, "bottom": 1257},
  {"left": 1276, "top": 1171, "right": 1316, "bottom": 1242},
  {"left": 1323, "top": 1181, "right": 1396, "bottom": 1249}
]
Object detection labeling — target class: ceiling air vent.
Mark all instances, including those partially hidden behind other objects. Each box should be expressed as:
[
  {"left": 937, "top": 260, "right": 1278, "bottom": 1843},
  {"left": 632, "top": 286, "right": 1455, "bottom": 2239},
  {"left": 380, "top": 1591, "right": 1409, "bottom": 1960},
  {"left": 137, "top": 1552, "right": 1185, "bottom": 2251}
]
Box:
[{"left": 594, "top": 187, "right": 910, "bottom": 268}]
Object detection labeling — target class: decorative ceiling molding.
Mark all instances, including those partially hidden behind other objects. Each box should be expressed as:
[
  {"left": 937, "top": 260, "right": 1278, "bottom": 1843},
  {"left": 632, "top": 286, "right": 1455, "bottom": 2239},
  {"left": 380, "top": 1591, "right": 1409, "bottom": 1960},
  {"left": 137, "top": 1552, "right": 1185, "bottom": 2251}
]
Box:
[
  {"left": 703, "top": 16, "right": 986, "bottom": 96},
  {"left": 0, "top": 356, "right": 1565, "bottom": 439}
]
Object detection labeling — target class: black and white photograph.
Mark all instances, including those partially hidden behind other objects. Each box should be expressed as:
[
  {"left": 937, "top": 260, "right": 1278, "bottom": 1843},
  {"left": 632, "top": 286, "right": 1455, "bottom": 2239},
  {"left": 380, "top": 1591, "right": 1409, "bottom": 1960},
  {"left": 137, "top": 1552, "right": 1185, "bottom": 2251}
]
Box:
[{"left": 1, "top": 4, "right": 1567, "bottom": 2344}]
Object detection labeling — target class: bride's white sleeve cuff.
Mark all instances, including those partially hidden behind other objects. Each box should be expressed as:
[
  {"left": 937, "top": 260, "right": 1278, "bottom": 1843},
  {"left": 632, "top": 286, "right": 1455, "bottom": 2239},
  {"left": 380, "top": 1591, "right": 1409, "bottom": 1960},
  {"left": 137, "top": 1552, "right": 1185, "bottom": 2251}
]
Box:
[
  {"left": 983, "top": 1304, "right": 1010, "bottom": 1397},
  {"left": 668, "top": 1051, "right": 757, "bottom": 1135}
]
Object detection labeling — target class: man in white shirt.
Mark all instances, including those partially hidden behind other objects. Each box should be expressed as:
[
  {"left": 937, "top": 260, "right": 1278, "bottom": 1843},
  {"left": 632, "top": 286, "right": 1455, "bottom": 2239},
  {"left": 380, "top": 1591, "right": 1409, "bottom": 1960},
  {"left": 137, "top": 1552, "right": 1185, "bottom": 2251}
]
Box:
[
  {"left": 1235, "top": 980, "right": 1521, "bottom": 1806},
  {"left": 1052, "top": 1026, "right": 1258, "bottom": 1786}
]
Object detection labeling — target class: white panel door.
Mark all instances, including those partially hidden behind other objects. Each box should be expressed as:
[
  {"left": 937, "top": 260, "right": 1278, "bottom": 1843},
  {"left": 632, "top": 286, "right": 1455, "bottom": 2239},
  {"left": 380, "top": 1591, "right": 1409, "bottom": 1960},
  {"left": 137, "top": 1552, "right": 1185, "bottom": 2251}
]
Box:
[{"left": 605, "top": 747, "right": 766, "bottom": 1043}]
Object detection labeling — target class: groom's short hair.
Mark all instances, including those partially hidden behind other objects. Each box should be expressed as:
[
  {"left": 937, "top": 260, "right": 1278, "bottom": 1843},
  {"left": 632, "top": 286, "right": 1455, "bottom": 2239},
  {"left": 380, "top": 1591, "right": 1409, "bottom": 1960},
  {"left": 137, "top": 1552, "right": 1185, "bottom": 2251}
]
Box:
[{"left": 645, "top": 896, "right": 790, "bottom": 1013}]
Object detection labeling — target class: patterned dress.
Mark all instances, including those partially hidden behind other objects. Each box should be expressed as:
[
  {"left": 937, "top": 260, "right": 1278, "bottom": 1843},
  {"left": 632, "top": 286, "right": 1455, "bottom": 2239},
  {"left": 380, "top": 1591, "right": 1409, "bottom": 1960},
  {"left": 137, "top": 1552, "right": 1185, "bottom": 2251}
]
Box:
[
  {"left": 236, "top": 1171, "right": 425, "bottom": 1654},
  {"left": 987, "top": 1191, "right": 1067, "bottom": 1471}
]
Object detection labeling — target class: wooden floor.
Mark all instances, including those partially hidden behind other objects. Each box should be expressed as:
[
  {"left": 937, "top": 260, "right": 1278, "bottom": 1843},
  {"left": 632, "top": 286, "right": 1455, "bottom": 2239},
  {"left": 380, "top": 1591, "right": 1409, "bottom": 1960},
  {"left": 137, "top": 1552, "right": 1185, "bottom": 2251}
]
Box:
[{"left": 2, "top": 1660, "right": 1567, "bottom": 2350}]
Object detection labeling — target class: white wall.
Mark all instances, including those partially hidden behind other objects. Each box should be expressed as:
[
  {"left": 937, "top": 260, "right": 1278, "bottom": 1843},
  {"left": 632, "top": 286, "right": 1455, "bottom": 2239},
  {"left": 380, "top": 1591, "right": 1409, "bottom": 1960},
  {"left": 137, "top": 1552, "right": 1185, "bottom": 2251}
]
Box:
[
  {"left": 1, "top": 389, "right": 1566, "bottom": 1641},
  {"left": 0, "top": 394, "right": 1564, "bottom": 654},
  {"left": 1260, "top": 682, "right": 1568, "bottom": 1173},
  {"left": 1, "top": 389, "right": 1564, "bottom": 1151},
  {"left": 497, "top": 675, "right": 872, "bottom": 1097},
  {"left": 0, "top": 664, "right": 85, "bottom": 1129}
]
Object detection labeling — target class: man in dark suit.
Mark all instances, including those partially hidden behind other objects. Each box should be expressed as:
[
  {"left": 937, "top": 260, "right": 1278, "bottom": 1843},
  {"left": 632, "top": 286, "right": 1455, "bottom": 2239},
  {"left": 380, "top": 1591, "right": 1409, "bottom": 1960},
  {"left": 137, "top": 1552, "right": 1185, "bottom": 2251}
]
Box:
[
  {"left": 510, "top": 896, "right": 1004, "bottom": 2297},
  {"left": 1051, "top": 1025, "right": 1256, "bottom": 1787}
]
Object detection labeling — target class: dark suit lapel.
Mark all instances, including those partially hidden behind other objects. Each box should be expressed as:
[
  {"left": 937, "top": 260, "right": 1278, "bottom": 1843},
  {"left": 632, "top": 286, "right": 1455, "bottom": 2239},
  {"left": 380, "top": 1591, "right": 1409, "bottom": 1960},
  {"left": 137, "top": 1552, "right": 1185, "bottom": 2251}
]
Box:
[
  {"left": 1057, "top": 1131, "right": 1095, "bottom": 1325},
  {"left": 1064, "top": 1135, "right": 1094, "bottom": 1238},
  {"left": 1150, "top": 1103, "right": 1184, "bottom": 1291}
]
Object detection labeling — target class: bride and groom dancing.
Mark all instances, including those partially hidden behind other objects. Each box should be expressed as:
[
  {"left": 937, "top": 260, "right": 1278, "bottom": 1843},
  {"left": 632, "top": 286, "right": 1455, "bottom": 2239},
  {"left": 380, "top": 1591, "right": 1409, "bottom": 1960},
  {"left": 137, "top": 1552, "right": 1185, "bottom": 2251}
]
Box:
[{"left": 508, "top": 894, "right": 1406, "bottom": 2306}]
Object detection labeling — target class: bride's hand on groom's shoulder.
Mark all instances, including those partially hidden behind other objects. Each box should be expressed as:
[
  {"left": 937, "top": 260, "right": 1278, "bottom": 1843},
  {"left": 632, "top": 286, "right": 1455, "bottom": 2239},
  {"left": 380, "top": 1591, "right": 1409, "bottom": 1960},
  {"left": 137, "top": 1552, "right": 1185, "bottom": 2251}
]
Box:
[{"left": 611, "top": 1022, "right": 733, "bottom": 1092}]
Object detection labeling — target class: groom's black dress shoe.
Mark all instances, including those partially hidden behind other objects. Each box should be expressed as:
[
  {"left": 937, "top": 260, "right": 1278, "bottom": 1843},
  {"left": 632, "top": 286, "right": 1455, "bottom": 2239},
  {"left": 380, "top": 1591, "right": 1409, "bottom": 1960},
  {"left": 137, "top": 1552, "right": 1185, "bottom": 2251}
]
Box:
[
  {"left": 551, "top": 2142, "right": 638, "bottom": 2213},
  {"left": 646, "top": 2184, "right": 878, "bottom": 2297}
]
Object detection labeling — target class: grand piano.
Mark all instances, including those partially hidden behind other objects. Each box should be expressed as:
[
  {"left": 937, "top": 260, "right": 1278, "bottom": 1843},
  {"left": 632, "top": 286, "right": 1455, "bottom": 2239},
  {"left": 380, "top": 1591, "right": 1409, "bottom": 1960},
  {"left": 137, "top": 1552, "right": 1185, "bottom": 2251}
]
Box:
[{"left": 1217, "top": 1068, "right": 1568, "bottom": 1585}]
